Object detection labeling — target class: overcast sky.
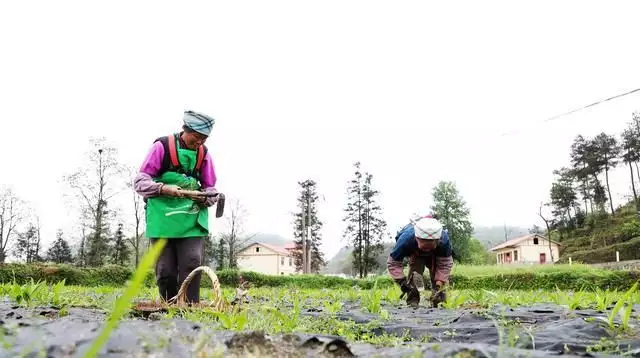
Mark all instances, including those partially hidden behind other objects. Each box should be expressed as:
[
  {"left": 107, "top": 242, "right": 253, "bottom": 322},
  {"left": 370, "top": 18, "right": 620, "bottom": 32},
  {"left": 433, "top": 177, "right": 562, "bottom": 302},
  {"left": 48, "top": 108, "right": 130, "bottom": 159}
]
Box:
[{"left": 1, "top": 1, "right": 639, "bottom": 260}]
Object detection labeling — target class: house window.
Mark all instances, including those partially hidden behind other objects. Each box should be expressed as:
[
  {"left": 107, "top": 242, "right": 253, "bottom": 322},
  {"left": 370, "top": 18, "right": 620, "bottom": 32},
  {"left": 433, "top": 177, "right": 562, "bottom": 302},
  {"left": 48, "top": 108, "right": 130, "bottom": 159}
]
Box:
[
  {"left": 289, "top": 257, "right": 292, "bottom": 266},
  {"left": 281, "top": 257, "right": 285, "bottom": 265},
  {"left": 533, "top": 238, "right": 539, "bottom": 245},
  {"left": 514, "top": 250, "right": 518, "bottom": 261},
  {"left": 256, "top": 247, "right": 260, "bottom": 252}
]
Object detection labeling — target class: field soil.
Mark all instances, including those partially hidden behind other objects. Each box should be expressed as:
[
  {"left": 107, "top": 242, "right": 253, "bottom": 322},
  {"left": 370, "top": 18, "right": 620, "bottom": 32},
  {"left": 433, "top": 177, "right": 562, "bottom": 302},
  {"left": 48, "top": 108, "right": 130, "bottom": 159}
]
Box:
[{"left": 0, "top": 299, "right": 638, "bottom": 357}]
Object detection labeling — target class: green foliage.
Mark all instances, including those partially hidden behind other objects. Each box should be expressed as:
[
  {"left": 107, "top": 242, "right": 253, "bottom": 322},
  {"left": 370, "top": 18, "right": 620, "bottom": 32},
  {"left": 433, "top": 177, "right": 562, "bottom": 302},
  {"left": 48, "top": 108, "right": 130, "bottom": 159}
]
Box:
[
  {"left": 46, "top": 230, "right": 73, "bottom": 264},
  {"left": 620, "top": 218, "right": 640, "bottom": 239},
  {"left": 0, "top": 262, "right": 638, "bottom": 291},
  {"left": 560, "top": 236, "right": 640, "bottom": 264},
  {"left": 431, "top": 181, "right": 474, "bottom": 263},
  {"left": 85, "top": 238, "right": 166, "bottom": 358},
  {"left": 467, "top": 238, "right": 494, "bottom": 265},
  {"left": 13, "top": 222, "right": 42, "bottom": 263},
  {"left": 110, "top": 223, "right": 130, "bottom": 266},
  {"left": 0, "top": 263, "right": 133, "bottom": 286}
]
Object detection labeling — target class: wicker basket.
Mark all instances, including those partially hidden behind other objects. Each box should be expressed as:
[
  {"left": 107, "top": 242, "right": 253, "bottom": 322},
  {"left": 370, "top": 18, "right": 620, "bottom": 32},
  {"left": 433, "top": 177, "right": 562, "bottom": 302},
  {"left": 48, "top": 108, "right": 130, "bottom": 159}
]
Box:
[{"left": 133, "top": 265, "right": 231, "bottom": 315}]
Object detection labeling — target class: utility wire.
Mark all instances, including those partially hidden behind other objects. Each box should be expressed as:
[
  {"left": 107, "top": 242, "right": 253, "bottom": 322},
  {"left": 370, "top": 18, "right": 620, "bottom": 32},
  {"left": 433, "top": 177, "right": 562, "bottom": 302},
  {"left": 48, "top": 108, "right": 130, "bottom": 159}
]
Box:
[{"left": 499, "top": 87, "right": 640, "bottom": 137}]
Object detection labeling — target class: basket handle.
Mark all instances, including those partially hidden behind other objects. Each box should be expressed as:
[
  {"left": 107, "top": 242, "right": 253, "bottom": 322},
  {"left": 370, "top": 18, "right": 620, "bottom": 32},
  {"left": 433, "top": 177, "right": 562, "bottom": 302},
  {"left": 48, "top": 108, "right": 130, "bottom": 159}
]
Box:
[{"left": 168, "top": 266, "right": 226, "bottom": 309}]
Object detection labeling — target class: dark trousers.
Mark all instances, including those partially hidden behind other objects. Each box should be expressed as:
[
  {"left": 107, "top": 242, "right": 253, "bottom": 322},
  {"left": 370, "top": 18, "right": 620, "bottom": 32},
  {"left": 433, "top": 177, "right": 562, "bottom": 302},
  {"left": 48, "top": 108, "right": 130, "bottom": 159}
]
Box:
[
  {"left": 150, "top": 237, "right": 204, "bottom": 303},
  {"left": 408, "top": 255, "right": 437, "bottom": 290}
]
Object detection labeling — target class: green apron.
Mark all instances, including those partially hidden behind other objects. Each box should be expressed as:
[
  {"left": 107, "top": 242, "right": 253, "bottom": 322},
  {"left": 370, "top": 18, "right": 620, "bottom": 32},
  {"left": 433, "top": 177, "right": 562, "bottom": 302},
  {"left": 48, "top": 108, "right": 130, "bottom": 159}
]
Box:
[{"left": 145, "top": 136, "right": 209, "bottom": 238}]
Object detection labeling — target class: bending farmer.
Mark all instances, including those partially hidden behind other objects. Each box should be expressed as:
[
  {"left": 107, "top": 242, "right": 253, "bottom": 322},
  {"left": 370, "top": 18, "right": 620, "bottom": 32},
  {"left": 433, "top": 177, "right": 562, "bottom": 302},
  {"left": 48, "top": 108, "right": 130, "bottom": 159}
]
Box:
[
  {"left": 387, "top": 215, "right": 453, "bottom": 308},
  {"left": 134, "top": 110, "right": 218, "bottom": 304}
]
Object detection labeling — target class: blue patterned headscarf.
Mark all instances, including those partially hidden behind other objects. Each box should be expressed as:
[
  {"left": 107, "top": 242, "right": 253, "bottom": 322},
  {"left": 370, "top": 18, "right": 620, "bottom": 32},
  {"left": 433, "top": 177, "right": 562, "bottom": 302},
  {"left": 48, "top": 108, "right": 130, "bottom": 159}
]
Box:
[{"left": 183, "top": 110, "right": 215, "bottom": 136}]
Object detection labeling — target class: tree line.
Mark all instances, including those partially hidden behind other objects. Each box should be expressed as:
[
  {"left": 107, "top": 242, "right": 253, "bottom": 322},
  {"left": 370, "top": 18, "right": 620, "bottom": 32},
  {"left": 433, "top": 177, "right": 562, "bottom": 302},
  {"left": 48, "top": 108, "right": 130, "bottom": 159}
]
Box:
[
  {"left": 543, "top": 111, "right": 640, "bottom": 238},
  {"left": 1, "top": 137, "right": 489, "bottom": 274},
  {"left": 275, "top": 161, "right": 485, "bottom": 278},
  {"left": 0, "top": 137, "right": 255, "bottom": 269}
]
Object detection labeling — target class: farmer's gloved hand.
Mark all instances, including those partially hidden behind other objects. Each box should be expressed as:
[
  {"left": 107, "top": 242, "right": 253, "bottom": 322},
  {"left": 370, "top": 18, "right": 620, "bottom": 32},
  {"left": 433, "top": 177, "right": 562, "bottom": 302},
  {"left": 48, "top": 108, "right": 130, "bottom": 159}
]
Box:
[
  {"left": 396, "top": 277, "right": 411, "bottom": 293},
  {"left": 202, "top": 187, "right": 219, "bottom": 207},
  {"left": 406, "top": 287, "right": 420, "bottom": 308},
  {"left": 430, "top": 281, "right": 447, "bottom": 308},
  {"left": 160, "top": 184, "right": 183, "bottom": 197},
  {"left": 397, "top": 277, "right": 420, "bottom": 308}
]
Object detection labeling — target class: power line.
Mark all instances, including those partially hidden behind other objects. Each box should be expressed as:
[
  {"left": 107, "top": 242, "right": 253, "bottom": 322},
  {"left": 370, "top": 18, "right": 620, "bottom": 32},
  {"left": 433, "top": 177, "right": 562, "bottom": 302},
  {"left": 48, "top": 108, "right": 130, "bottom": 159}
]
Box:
[{"left": 499, "top": 87, "right": 640, "bottom": 137}]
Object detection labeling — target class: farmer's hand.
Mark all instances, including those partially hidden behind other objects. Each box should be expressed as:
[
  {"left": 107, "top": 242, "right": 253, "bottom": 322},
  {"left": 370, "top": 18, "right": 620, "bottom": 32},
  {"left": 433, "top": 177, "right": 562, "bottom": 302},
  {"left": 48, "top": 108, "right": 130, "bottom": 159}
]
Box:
[
  {"left": 203, "top": 187, "right": 219, "bottom": 207},
  {"left": 160, "top": 184, "right": 183, "bottom": 197},
  {"left": 430, "top": 281, "right": 447, "bottom": 308},
  {"left": 396, "top": 277, "right": 412, "bottom": 294},
  {"left": 407, "top": 287, "right": 420, "bottom": 308}
]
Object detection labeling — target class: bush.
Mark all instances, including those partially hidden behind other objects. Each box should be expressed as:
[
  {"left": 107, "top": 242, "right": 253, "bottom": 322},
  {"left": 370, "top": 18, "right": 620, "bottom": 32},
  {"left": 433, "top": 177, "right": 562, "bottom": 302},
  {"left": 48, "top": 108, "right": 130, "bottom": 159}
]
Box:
[{"left": 0, "top": 263, "right": 637, "bottom": 291}]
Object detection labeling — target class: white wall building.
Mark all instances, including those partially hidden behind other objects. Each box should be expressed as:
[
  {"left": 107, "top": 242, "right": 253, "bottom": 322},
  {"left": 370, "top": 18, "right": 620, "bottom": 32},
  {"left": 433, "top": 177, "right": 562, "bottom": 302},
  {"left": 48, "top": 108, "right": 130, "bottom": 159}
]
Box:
[
  {"left": 237, "top": 242, "right": 298, "bottom": 275},
  {"left": 490, "top": 234, "right": 561, "bottom": 264}
]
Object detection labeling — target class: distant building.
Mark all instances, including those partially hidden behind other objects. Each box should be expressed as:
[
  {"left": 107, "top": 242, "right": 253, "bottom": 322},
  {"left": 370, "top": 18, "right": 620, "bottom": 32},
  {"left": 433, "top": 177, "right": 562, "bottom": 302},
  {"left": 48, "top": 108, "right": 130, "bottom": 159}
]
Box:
[
  {"left": 489, "top": 234, "right": 560, "bottom": 264},
  {"left": 236, "top": 242, "right": 298, "bottom": 275}
]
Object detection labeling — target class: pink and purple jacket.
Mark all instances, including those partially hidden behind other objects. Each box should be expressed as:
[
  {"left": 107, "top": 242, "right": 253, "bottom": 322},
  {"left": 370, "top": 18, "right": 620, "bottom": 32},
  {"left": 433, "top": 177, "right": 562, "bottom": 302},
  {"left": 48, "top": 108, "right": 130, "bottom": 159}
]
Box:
[
  {"left": 387, "top": 223, "right": 454, "bottom": 284},
  {"left": 133, "top": 136, "right": 217, "bottom": 204}
]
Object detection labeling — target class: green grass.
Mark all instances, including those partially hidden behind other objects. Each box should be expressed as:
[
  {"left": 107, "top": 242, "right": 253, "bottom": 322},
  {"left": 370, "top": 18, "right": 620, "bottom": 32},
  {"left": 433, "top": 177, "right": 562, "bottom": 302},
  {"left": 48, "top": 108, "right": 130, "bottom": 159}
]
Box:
[
  {"left": 2, "top": 262, "right": 637, "bottom": 291},
  {"left": 0, "top": 277, "right": 638, "bottom": 356},
  {"left": 85, "top": 238, "right": 167, "bottom": 358},
  {"left": 450, "top": 263, "right": 602, "bottom": 276}
]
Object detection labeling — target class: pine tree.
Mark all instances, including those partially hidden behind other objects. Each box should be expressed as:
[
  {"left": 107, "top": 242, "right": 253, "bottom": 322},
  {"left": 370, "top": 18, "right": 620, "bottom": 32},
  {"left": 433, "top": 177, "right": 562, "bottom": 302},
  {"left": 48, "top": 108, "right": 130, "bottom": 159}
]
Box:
[
  {"left": 591, "top": 133, "right": 620, "bottom": 215},
  {"left": 292, "top": 179, "right": 325, "bottom": 273},
  {"left": 592, "top": 178, "right": 608, "bottom": 214},
  {"left": 47, "top": 230, "right": 73, "bottom": 264},
  {"left": 570, "top": 135, "right": 593, "bottom": 215},
  {"left": 621, "top": 125, "right": 640, "bottom": 210},
  {"left": 342, "top": 162, "right": 388, "bottom": 278},
  {"left": 110, "top": 223, "right": 130, "bottom": 266},
  {"left": 360, "top": 172, "right": 387, "bottom": 275}
]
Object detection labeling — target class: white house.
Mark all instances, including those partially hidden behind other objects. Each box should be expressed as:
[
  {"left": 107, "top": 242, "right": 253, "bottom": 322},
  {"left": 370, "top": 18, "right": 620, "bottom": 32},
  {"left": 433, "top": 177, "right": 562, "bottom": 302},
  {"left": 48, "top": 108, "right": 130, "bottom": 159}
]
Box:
[
  {"left": 236, "top": 242, "right": 298, "bottom": 275},
  {"left": 489, "top": 234, "right": 561, "bottom": 265}
]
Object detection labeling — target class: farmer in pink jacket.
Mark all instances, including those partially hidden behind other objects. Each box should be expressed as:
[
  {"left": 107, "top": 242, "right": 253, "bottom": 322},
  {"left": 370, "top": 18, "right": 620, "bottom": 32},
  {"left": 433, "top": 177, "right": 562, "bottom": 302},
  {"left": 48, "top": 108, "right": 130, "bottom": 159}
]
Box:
[
  {"left": 387, "top": 215, "right": 454, "bottom": 308},
  {"left": 134, "top": 110, "right": 219, "bottom": 304}
]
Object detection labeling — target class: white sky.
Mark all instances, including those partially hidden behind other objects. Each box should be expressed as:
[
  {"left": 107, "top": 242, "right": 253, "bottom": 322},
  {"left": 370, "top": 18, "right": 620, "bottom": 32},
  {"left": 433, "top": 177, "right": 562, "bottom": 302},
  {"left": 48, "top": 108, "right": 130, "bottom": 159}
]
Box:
[{"left": 1, "top": 1, "right": 639, "bottom": 260}]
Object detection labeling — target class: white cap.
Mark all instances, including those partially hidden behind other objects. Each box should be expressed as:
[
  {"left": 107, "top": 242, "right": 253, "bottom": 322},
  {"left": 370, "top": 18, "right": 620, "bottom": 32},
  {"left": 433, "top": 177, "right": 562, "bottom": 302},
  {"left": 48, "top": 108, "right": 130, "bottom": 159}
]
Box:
[{"left": 414, "top": 217, "right": 443, "bottom": 240}]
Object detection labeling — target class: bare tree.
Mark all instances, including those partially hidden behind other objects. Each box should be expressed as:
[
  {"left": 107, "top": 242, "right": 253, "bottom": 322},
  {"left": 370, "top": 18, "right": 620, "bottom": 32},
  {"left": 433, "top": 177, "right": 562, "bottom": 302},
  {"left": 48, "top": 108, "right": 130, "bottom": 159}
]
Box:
[
  {"left": 124, "top": 165, "right": 144, "bottom": 267},
  {"left": 63, "top": 137, "right": 123, "bottom": 266},
  {"left": 0, "top": 187, "right": 26, "bottom": 263},
  {"left": 220, "top": 199, "right": 255, "bottom": 269},
  {"left": 538, "top": 202, "right": 555, "bottom": 263}
]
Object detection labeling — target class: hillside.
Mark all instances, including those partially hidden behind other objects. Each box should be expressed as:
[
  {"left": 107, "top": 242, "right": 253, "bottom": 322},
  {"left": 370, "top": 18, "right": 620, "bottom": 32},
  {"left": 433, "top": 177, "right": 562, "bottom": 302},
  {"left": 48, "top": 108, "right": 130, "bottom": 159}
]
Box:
[
  {"left": 321, "top": 242, "right": 396, "bottom": 275},
  {"left": 555, "top": 202, "right": 640, "bottom": 264},
  {"left": 473, "top": 226, "right": 530, "bottom": 249},
  {"left": 249, "top": 233, "right": 291, "bottom": 246}
]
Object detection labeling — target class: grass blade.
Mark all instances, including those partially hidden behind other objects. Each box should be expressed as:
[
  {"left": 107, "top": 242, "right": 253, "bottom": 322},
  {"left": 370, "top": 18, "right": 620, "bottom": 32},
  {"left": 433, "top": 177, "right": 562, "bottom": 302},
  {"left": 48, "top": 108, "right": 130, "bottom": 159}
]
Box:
[{"left": 84, "top": 238, "right": 167, "bottom": 358}]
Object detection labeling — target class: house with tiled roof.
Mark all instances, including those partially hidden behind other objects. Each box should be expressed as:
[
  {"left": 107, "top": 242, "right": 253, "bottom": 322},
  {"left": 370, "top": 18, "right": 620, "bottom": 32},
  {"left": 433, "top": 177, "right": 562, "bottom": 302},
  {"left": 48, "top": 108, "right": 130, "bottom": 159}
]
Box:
[
  {"left": 236, "top": 241, "right": 299, "bottom": 275},
  {"left": 489, "top": 234, "right": 561, "bottom": 265}
]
